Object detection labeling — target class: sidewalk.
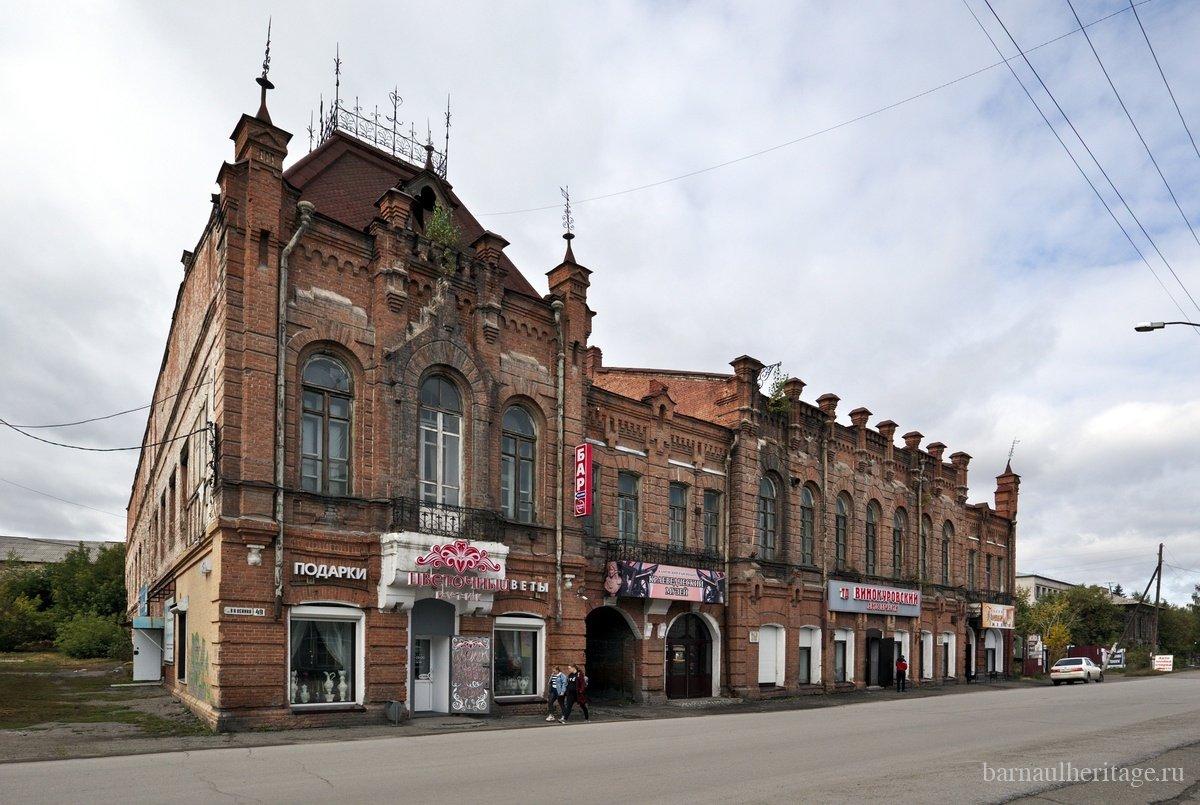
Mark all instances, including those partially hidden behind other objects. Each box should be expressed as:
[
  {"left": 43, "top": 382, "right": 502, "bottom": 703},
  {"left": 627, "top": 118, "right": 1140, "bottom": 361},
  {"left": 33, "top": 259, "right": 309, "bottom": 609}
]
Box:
[{"left": 0, "top": 671, "right": 1059, "bottom": 764}]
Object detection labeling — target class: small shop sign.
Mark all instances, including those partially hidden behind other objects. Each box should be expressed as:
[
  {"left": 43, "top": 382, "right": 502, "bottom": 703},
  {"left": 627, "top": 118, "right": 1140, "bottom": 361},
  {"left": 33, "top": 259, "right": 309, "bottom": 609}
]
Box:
[
  {"left": 573, "top": 444, "right": 593, "bottom": 517},
  {"left": 827, "top": 580, "right": 921, "bottom": 617},
  {"left": 293, "top": 562, "right": 367, "bottom": 581},
  {"left": 981, "top": 603, "right": 1015, "bottom": 629},
  {"left": 1152, "top": 654, "right": 1174, "bottom": 672}
]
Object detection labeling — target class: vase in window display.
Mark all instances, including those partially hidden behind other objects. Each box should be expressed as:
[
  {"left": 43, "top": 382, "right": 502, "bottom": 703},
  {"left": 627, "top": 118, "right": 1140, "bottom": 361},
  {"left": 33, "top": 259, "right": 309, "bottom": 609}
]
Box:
[
  {"left": 519, "top": 676, "right": 529, "bottom": 695},
  {"left": 290, "top": 671, "right": 298, "bottom": 703},
  {"left": 323, "top": 671, "right": 336, "bottom": 702},
  {"left": 337, "top": 670, "right": 349, "bottom": 702},
  {"left": 299, "top": 683, "right": 310, "bottom": 704}
]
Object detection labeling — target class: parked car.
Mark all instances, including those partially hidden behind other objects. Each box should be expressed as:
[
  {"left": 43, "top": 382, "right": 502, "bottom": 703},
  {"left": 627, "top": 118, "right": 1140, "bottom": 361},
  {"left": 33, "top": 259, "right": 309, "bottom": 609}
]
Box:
[{"left": 1050, "top": 657, "right": 1104, "bottom": 685}]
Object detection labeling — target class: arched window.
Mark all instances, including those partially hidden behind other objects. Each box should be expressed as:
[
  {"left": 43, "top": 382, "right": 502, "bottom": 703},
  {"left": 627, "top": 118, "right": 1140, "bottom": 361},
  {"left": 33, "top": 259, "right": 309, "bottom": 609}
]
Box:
[
  {"left": 301, "top": 355, "right": 352, "bottom": 495},
  {"left": 800, "top": 485, "right": 816, "bottom": 565},
  {"left": 500, "top": 406, "right": 535, "bottom": 522},
  {"left": 419, "top": 375, "right": 462, "bottom": 506},
  {"left": 892, "top": 509, "right": 907, "bottom": 579},
  {"left": 757, "top": 476, "right": 778, "bottom": 561},
  {"left": 920, "top": 515, "right": 932, "bottom": 579},
  {"left": 941, "top": 521, "right": 953, "bottom": 585},
  {"left": 835, "top": 493, "right": 851, "bottom": 570},
  {"left": 865, "top": 501, "right": 880, "bottom": 575}
]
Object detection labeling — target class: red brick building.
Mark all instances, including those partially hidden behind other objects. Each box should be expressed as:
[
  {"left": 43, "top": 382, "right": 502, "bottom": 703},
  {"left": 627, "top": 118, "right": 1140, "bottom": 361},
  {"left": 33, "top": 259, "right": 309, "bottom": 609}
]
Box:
[{"left": 126, "top": 71, "right": 1019, "bottom": 730}]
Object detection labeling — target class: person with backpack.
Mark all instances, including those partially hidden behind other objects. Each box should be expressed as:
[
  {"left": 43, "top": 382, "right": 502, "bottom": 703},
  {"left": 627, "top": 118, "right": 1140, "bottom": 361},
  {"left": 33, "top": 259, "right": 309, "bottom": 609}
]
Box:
[
  {"left": 544, "top": 665, "right": 566, "bottom": 721},
  {"left": 561, "top": 663, "right": 590, "bottom": 723},
  {"left": 895, "top": 654, "right": 909, "bottom": 692}
]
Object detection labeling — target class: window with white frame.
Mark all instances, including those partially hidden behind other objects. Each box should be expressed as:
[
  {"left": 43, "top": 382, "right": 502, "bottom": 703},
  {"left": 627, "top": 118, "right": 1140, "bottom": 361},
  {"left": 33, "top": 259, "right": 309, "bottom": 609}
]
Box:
[
  {"left": 757, "top": 624, "right": 785, "bottom": 686},
  {"left": 833, "top": 627, "right": 854, "bottom": 683},
  {"left": 669, "top": 483, "right": 687, "bottom": 551},
  {"left": 301, "top": 356, "right": 353, "bottom": 496},
  {"left": 419, "top": 375, "right": 462, "bottom": 506},
  {"left": 500, "top": 406, "right": 536, "bottom": 522},
  {"left": 798, "top": 626, "right": 822, "bottom": 685},
  {"left": 493, "top": 614, "right": 545, "bottom": 698},
  {"left": 288, "top": 604, "right": 364, "bottom": 707}
]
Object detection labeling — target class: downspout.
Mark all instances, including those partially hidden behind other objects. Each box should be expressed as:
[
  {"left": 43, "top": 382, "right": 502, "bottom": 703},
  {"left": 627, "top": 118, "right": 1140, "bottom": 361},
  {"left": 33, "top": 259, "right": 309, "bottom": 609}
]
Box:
[
  {"left": 818, "top": 424, "right": 831, "bottom": 692},
  {"left": 722, "top": 431, "right": 739, "bottom": 695},
  {"left": 551, "top": 299, "right": 565, "bottom": 626},
  {"left": 274, "top": 200, "right": 316, "bottom": 620}
]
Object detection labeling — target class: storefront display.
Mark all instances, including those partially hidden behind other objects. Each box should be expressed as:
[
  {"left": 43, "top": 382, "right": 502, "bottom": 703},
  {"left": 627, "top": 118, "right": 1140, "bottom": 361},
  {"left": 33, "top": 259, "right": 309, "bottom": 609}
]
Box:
[
  {"left": 494, "top": 626, "right": 538, "bottom": 697},
  {"left": 288, "top": 605, "right": 363, "bottom": 707}
]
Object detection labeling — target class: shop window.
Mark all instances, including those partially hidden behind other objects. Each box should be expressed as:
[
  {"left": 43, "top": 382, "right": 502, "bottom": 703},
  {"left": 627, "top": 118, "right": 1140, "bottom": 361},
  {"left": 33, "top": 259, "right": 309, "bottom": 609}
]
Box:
[
  {"left": 301, "top": 355, "right": 353, "bottom": 496},
  {"left": 865, "top": 501, "right": 880, "bottom": 575},
  {"left": 800, "top": 486, "right": 816, "bottom": 565},
  {"left": 494, "top": 615, "right": 545, "bottom": 698},
  {"left": 500, "top": 406, "right": 536, "bottom": 522},
  {"left": 892, "top": 509, "right": 906, "bottom": 579},
  {"left": 702, "top": 490, "right": 721, "bottom": 554},
  {"left": 835, "top": 494, "right": 851, "bottom": 570},
  {"left": 757, "top": 477, "right": 778, "bottom": 561},
  {"left": 617, "top": 472, "right": 639, "bottom": 542},
  {"left": 419, "top": 375, "right": 462, "bottom": 506},
  {"left": 288, "top": 605, "right": 364, "bottom": 707},
  {"left": 668, "top": 483, "right": 687, "bottom": 551}
]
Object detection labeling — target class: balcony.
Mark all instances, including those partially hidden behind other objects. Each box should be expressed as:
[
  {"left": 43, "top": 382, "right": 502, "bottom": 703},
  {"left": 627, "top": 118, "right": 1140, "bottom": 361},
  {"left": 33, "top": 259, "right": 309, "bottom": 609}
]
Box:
[
  {"left": 390, "top": 497, "right": 501, "bottom": 543},
  {"left": 600, "top": 538, "right": 724, "bottom": 572}
]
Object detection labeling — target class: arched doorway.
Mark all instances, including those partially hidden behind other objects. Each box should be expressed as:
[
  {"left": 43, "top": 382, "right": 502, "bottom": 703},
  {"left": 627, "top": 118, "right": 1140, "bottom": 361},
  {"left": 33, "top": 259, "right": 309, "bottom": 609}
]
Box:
[
  {"left": 585, "top": 607, "right": 637, "bottom": 700},
  {"left": 665, "top": 614, "right": 713, "bottom": 699},
  {"left": 985, "top": 628, "right": 1002, "bottom": 675},
  {"left": 411, "top": 598, "right": 456, "bottom": 714}
]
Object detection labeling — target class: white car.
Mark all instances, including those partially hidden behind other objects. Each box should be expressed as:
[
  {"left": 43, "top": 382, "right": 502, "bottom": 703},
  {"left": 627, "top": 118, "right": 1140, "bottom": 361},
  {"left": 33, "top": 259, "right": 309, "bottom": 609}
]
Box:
[{"left": 1050, "top": 657, "right": 1104, "bottom": 685}]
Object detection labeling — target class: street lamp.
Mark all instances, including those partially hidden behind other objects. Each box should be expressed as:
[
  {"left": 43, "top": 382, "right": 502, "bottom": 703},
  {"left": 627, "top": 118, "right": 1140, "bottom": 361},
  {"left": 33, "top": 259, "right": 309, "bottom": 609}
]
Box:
[{"left": 1133, "top": 321, "right": 1200, "bottom": 332}]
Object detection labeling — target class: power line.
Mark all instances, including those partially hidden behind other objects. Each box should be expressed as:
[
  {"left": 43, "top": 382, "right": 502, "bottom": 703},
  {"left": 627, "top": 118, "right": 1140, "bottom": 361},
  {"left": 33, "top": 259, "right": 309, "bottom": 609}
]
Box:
[
  {"left": 1065, "top": 0, "right": 1200, "bottom": 251},
  {"left": 961, "top": 0, "right": 1196, "bottom": 327},
  {"left": 1128, "top": 0, "right": 1200, "bottom": 166},
  {"left": 979, "top": 0, "right": 1200, "bottom": 319},
  {"left": 0, "top": 476, "right": 125, "bottom": 519},
  {"left": 481, "top": 1, "right": 1156, "bottom": 217},
  {"left": 8, "top": 380, "right": 212, "bottom": 429},
  {"left": 0, "top": 417, "right": 207, "bottom": 453}
]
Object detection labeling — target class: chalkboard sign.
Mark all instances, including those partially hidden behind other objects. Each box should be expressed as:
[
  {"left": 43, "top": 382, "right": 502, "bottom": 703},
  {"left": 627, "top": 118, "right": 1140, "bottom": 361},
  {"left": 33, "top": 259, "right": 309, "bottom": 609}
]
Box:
[{"left": 450, "top": 636, "right": 492, "bottom": 714}]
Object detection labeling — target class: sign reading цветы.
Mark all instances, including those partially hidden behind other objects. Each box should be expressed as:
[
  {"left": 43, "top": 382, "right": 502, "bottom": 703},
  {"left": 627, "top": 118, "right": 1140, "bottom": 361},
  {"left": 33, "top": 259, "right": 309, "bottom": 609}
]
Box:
[{"left": 827, "top": 580, "right": 921, "bottom": 618}]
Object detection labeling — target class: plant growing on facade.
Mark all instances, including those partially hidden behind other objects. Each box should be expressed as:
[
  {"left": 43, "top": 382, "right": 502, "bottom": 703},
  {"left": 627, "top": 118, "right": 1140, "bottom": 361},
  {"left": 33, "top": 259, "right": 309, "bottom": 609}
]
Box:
[{"left": 425, "top": 203, "right": 461, "bottom": 277}]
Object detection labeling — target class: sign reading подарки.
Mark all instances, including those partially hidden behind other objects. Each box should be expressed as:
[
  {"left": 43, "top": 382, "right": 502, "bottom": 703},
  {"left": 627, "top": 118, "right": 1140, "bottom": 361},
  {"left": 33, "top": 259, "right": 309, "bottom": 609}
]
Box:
[{"left": 827, "top": 580, "right": 921, "bottom": 618}]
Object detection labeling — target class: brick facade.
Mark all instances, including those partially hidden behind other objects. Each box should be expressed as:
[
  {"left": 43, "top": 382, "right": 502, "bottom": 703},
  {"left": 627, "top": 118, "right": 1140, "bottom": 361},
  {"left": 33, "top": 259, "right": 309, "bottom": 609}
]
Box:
[{"left": 126, "top": 80, "right": 1019, "bottom": 730}]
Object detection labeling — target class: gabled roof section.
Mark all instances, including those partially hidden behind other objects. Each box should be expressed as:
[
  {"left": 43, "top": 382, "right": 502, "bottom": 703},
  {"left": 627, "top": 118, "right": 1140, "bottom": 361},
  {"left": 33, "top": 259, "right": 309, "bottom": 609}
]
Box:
[
  {"left": 284, "top": 132, "right": 538, "bottom": 297},
  {"left": 592, "top": 366, "right": 738, "bottom": 426}
]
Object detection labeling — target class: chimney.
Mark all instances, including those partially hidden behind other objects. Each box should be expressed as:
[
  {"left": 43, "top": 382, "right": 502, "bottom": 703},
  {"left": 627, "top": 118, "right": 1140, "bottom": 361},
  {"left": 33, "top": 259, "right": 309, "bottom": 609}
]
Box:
[
  {"left": 995, "top": 462, "right": 1020, "bottom": 520},
  {"left": 903, "top": 430, "right": 923, "bottom": 451},
  {"left": 877, "top": 420, "right": 898, "bottom": 463},
  {"left": 817, "top": 393, "right": 840, "bottom": 419}
]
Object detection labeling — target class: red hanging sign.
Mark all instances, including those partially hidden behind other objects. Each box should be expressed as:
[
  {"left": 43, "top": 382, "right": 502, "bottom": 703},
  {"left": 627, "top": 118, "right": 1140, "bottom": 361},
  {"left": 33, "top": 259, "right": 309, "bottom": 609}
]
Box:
[{"left": 573, "top": 443, "right": 593, "bottom": 517}]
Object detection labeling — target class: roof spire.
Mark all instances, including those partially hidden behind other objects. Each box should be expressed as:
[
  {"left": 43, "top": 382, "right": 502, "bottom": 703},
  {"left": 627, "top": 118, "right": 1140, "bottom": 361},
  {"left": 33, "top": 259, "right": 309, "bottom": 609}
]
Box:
[
  {"left": 424, "top": 120, "right": 434, "bottom": 170},
  {"left": 1005, "top": 438, "right": 1020, "bottom": 474},
  {"left": 442, "top": 93, "right": 452, "bottom": 175},
  {"left": 333, "top": 44, "right": 341, "bottom": 112},
  {"left": 560, "top": 185, "right": 576, "bottom": 263},
  {"left": 255, "top": 17, "right": 274, "bottom": 123}
]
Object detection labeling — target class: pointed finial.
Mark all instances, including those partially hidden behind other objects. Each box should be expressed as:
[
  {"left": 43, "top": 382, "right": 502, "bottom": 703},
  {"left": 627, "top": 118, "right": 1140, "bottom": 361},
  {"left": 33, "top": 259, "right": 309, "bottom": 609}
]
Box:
[
  {"left": 307, "top": 110, "right": 314, "bottom": 153},
  {"left": 333, "top": 44, "right": 341, "bottom": 110},
  {"left": 1005, "top": 438, "right": 1019, "bottom": 474},
  {"left": 560, "top": 186, "right": 576, "bottom": 263},
  {"left": 255, "top": 17, "right": 275, "bottom": 123},
  {"left": 442, "top": 92, "right": 452, "bottom": 175},
  {"left": 424, "top": 120, "right": 434, "bottom": 170}
]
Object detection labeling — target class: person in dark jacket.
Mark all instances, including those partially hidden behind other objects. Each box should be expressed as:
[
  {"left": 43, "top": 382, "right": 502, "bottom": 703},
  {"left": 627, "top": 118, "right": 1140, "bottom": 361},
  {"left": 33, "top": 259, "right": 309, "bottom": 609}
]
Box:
[
  {"left": 545, "top": 666, "right": 566, "bottom": 721},
  {"left": 895, "top": 655, "right": 909, "bottom": 692},
  {"left": 561, "top": 664, "right": 590, "bottom": 723}
]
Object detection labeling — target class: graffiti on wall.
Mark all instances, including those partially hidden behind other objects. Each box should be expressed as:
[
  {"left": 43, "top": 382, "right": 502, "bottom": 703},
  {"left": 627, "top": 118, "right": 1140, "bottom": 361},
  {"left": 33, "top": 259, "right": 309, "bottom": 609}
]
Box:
[{"left": 187, "top": 632, "right": 212, "bottom": 703}]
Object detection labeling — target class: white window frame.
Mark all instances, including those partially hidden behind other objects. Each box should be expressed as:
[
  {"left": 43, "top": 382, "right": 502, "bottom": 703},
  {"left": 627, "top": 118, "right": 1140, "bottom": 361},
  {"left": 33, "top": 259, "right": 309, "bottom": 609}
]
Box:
[
  {"left": 833, "top": 627, "right": 855, "bottom": 683},
  {"left": 894, "top": 629, "right": 910, "bottom": 673},
  {"left": 921, "top": 630, "right": 934, "bottom": 679},
  {"left": 493, "top": 614, "right": 546, "bottom": 700},
  {"left": 757, "top": 624, "right": 786, "bottom": 686},
  {"left": 287, "top": 603, "right": 366, "bottom": 709},
  {"left": 798, "top": 626, "right": 822, "bottom": 685},
  {"left": 941, "top": 631, "right": 957, "bottom": 679},
  {"left": 419, "top": 385, "right": 463, "bottom": 506}
]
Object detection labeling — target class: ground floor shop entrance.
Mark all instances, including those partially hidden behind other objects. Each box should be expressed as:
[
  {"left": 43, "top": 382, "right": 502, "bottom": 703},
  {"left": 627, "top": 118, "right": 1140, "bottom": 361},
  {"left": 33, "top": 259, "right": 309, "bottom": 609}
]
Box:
[
  {"left": 411, "top": 598, "right": 454, "bottom": 714},
  {"left": 585, "top": 606, "right": 638, "bottom": 700},
  {"left": 866, "top": 629, "right": 894, "bottom": 688},
  {"left": 665, "top": 614, "right": 712, "bottom": 699}
]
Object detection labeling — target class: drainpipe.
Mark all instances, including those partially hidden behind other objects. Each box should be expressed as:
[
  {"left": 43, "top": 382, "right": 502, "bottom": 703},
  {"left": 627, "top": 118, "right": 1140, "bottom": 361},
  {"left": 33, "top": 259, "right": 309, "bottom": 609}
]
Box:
[
  {"left": 551, "top": 299, "right": 565, "bottom": 626},
  {"left": 818, "top": 425, "right": 830, "bottom": 693},
  {"left": 722, "top": 432, "right": 739, "bottom": 695},
  {"left": 274, "top": 200, "right": 315, "bottom": 620}
]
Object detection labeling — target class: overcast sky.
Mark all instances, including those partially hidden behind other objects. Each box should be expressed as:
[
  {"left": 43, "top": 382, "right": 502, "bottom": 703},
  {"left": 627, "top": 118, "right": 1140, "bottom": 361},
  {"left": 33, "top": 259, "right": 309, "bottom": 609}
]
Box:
[{"left": 2, "top": 1, "right": 1198, "bottom": 604}]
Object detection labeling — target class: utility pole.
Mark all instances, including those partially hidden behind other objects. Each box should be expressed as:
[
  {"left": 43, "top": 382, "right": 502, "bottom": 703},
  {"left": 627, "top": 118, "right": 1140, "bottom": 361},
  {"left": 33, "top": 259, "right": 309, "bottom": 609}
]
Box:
[{"left": 1152, "top": 542, "right": 1163, "bottom": 653}]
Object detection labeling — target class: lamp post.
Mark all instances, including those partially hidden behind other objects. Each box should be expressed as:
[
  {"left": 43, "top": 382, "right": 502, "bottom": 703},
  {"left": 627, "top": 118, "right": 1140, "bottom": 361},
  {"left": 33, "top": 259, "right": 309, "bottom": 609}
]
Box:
[{"left": 1133, "top": 321, "right": 1200, "bottom": 332}]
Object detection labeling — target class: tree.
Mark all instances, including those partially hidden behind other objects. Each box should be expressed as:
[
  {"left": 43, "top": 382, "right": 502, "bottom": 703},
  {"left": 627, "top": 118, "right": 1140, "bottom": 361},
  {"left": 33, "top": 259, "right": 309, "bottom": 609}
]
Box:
[
  {"left": 1061, "top": 585, "right": 1122, "bottom": 646},
  {"left": 1027, "top": 593, "right": 1075, "bottom": 643},
  {"left": 1111, "top": 584, "right": 1125, "bottom": 597},
  {"left": 1158, "top": 604, "right": 1199, "bottom": 659},
  {"left": 45, "top": 543, "right": 126, "bottom": 620}
]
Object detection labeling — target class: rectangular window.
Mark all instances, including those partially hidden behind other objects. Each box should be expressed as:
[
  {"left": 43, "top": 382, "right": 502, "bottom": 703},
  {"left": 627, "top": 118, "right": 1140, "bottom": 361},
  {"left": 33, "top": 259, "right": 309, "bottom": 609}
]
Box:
[
  {"left": 494, "top": 627, "right": 539, "bottom": 698},
  {"left": 985, "top": 555, "right": 993, "bottom": 591},
  {"left": 800, "top": 500, "right": 814, "bottom": 565},
  {"left": 617, "top": 472, "right": 639, "bottom": 543},
  {"left": 865, "top": 523, "right": 876, "bottom": 576},
  {"left": 892, "top": 525, "right": 903, "bottom": 579},
  {"left": 703, "top": 490, "right": 721, "bottom": 554},
  {"left": 997, "top": 558, "right": 1005, "bottom": 592},
  {"left": 668, "top": 483, "right": 687, "bottom": 551},
  {"left": 583, "top": 461, "right": 601, "bottom": 539},
  {"left": 289, "top": 610, "right": 361, "bottom": 706},
  {"left": 834, "top": 640, "right": 847, "bottom": 683},
  {"left": 967, "top": 550, "right": 977, "bottom": 589},
  {"left": 941, "top": 540, "right": 950, "bottom": 585},
  {"left": 798, "top": 647, "right": 811, "bottom": 685}
]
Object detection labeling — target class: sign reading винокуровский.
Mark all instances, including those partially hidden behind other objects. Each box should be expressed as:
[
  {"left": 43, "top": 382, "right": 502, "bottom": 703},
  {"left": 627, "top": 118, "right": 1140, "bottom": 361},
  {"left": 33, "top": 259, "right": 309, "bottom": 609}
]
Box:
[{"left": 827, "top": 580, "right": 921, "bottom": 618}]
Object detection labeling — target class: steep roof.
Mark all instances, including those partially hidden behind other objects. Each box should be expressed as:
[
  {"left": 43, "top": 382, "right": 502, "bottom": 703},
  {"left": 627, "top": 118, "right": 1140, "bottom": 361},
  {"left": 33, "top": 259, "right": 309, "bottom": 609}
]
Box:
[
  {"left": 283, "top": 132, "right": 539, "bottom": 297},
  {"left": 592, "top": 366, "right": 738, "bottom": 426}
]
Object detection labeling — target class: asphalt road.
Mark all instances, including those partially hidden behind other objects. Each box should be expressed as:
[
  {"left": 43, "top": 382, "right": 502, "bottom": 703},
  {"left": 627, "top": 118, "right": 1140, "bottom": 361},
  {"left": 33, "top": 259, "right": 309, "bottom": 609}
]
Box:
[{"left": 4, "top": 674, "right": 1199, "bottom": 804}]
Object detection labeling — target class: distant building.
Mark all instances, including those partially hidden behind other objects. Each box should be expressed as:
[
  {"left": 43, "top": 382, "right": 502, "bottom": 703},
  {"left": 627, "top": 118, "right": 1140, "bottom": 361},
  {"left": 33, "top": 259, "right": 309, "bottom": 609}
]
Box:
[
  {"left": 0, "top": 535, "right": 123, "bottom": 566},
  {"left": 1015, "top": 572, "right": 1156, "bottom": 648},
  {"left": 1015, "top": 573, "right": 1075, "bottom": 603}
]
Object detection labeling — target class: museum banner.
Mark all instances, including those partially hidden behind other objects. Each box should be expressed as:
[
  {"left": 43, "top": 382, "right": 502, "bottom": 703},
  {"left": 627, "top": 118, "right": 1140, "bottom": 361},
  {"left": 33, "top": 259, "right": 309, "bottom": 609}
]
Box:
[{"left": 604, "top": 561, "right": 726, "bottom": 604}]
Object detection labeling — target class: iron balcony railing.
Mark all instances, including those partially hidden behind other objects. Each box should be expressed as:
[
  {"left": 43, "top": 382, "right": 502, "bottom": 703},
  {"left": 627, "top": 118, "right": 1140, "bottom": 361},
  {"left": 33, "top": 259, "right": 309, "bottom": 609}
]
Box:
[
  {"left": 391, "top": 497, "right": 501, "bottom": 542},
  {"left": 601, "top": 537, "right": 724, "bottom": 572}
]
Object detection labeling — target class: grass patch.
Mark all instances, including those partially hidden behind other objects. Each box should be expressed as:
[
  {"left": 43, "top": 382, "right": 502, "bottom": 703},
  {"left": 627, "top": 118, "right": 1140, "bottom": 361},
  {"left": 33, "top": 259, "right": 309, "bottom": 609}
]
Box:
[{"left": 0, "top": 651, "right": 206, "bottom": 735}]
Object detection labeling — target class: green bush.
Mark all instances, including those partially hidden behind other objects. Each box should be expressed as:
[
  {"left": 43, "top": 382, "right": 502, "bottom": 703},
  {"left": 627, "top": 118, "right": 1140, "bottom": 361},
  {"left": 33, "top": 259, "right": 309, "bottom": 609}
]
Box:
[
  {"left": 0, "top": 594, "right": 56, "bottom": 651},
  {"left": 1125, "top": 646, "right": 1151, "bottom": 671},
  {"left": 54, "top": 614, "right": 131, "bottom": 660}
]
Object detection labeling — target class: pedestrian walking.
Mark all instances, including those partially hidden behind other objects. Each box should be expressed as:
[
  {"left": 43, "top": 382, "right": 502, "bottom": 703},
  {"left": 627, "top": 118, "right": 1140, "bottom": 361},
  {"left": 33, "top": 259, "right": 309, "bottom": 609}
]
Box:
[
  {"left": 895, "top": 654, "right": 908, "bottom": 692},
  {"left": 561, "top": 663, "right": 590, "bottom": 723},
  {"left": 545, "top": 665, "right": 566, "bottom": 721}
]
